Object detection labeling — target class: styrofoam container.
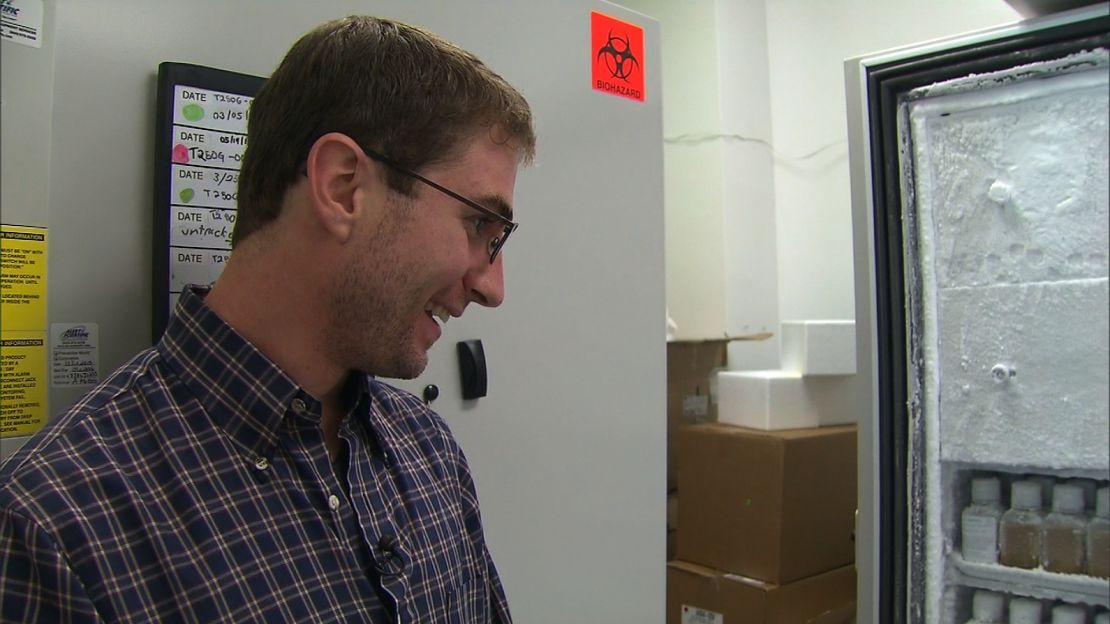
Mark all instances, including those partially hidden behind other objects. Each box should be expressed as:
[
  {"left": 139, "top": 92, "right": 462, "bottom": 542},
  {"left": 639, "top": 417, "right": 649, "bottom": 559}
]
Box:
[
  {"left": 717, "top": 370, "right": 859, "bottom": 430},
  {"left": 780, "top": 320, "right": 857, "bottom": 375}
]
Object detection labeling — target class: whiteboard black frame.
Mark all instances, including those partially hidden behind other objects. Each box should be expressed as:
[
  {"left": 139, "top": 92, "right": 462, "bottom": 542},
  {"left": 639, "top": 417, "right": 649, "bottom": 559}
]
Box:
[{"left": 152, "top": 62, "right": 265, "bottom": 343}]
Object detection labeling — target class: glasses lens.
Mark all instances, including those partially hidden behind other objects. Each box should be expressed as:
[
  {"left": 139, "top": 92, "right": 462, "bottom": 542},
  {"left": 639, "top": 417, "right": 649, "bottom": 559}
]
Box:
[{"left": 490, "top": 225, "right": 514, "bottom": 263}]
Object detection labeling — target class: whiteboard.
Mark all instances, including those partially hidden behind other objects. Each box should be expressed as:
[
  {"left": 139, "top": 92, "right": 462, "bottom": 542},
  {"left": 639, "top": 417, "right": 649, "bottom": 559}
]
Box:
[{"left": 152, "top": 64, "right": 263, "bottom": 342}]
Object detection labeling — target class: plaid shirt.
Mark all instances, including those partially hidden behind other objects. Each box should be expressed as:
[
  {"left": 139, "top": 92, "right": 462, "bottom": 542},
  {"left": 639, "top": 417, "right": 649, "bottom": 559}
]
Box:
[{"left": 0, "top": 286, "right": 511, "bottom": 623}]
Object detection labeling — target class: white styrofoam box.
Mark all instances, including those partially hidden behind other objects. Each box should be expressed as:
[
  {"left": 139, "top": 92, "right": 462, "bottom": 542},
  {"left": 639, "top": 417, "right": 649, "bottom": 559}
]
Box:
[
  {"left": 780, "top": 320, "right": 857, "bottom": 375},
  {"left": 938, "top": 278, "right": 1109, "bottom": 470},
  {"left": 717, "top": 370, "right": 858, "bottom": 430}
]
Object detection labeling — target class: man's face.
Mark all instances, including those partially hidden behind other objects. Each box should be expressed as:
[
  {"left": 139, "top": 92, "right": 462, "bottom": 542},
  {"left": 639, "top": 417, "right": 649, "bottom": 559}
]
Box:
[{"left": 325, "top": 131, "right": 520, "bottom": 379}]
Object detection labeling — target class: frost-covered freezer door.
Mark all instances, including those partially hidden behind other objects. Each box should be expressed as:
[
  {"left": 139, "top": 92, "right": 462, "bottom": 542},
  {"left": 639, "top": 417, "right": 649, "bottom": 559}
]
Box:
[
  {"left": 902, "top": 51, "right": 1110, "bottom": 622},
  {"left": 910, "top": 64, "right": 1109, "bottom": 469}
]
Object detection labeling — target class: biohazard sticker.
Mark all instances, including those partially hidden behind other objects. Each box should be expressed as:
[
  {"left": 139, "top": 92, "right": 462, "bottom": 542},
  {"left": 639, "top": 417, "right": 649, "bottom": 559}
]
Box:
[{"left": 591, "top": 12, "right": 644, "bottom": 102}]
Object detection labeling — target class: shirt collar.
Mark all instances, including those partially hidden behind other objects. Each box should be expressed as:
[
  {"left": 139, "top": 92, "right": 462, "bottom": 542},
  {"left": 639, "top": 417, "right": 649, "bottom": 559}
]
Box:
[{"left": 158, "top": 285, "right": 313, "bottom": 458}]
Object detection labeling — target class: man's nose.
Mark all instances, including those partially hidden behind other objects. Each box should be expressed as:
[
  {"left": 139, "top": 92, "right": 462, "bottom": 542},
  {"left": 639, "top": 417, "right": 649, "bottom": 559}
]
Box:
[{"left": 465, "top": 253, "right": 505, "bottom": 308}]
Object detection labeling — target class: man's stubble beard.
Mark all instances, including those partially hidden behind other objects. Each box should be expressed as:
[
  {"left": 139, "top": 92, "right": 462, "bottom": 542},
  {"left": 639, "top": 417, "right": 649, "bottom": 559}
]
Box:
[{"left": 325, "top": 198, "right": 429, "bottom": 380}]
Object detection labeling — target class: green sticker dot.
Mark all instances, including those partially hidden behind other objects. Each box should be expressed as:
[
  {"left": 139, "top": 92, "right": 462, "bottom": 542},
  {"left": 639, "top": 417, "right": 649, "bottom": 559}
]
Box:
[
  {"left": 179, "top": 188, "right": 194, "bottom": 203},
  {"left": 182, "top": 103, "right": 204, "bottom": 122}
]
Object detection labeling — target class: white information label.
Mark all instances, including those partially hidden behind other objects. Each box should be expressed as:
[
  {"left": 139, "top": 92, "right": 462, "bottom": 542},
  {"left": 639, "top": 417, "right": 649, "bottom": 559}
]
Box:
[
  {"left": 170, "top": 250, "right": 226, "bottom": 291},
  {"left": 0, "top": 0, "right": 44, "bottom": 49},
  {"left": 682, "top": 394, "right": 709, "bottom": 418},
  {"left": 681, "top": 604, "right": 723, "bottom": 624},
  {"left": 173, "top": 86, "right": 251, "bottom": 134},
  {"left": 171, "top": 165, "right": 238, "bottom": 211},
  {"left": 171, "top": 206, "right": 236, "bottom": 249},
  {"left": 961, "top": 513, "right": 1000, "bottom": 563},
  {"left": 50, "top": 323, "right": 98, "bottom": 387}
]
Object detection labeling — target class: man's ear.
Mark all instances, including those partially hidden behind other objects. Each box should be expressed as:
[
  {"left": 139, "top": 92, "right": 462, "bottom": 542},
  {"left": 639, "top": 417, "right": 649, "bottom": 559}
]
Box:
[{"left": 303, "top": 132, "right": 378, "bottom": 242}]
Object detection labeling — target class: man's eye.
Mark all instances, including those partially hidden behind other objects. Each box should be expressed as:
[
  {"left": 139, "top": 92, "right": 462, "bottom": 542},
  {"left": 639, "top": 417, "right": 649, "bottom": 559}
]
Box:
[{"left": 472, "top": 217, "right": 493, "bottom": 236}]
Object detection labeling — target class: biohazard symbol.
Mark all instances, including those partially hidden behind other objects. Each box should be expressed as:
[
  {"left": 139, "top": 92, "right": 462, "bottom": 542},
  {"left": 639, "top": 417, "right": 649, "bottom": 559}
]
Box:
[{"left": 596, "top": 30, "right": 640, "bottom": 83}]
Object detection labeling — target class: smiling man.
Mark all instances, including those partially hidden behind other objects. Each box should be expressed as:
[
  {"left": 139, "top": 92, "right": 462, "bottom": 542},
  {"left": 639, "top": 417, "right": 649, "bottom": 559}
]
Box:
[{"left": 0, "top": 16, "right": 534, "bottom": 623}]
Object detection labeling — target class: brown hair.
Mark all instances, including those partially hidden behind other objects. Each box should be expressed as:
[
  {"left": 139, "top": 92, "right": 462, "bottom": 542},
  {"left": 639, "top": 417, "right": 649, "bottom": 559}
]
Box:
[{"left": 232, "top": 16, "right": 536, "bottom": 245}]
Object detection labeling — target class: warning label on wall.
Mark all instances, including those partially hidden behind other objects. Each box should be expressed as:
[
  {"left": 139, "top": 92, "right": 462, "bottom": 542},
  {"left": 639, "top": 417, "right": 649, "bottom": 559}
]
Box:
[
  {"left": 1, "top": 333, "right": 47, "bottom": 437},
  {"left": 591, "top": 11, "right": 645, "bottom": 103},
  {"left": 2, "top": 224, "right": 49, "bottom": 437},
  {"left": 1, "top": 224, "right": 47, "bottom": 332}
]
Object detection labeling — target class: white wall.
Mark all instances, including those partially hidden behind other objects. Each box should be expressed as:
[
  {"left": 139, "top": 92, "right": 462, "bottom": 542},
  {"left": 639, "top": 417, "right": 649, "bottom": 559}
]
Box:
[
  {"left": 716, "top": 0, "right": 781, "bottom": 370},
  {"left": 765, "top": 0, "right": 1020, "bottom": 324},
  {"left": 621, "top": 0, "right": 1021, "bottom": 367},
  {"left": 622, "top": 0, "right": 729, "bottom": 341}
]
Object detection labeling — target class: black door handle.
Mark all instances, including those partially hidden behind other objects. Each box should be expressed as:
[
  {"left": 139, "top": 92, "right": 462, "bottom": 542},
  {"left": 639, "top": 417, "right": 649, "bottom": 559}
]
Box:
[{"left": 456, "top": 339, "right": 487, "bottom": 400}]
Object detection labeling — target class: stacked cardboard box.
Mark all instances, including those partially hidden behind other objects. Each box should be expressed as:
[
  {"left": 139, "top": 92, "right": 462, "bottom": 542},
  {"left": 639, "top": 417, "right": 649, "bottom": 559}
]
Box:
[
  {"left": 667, "top": 561, "right": 855, "bottom": 624},
  {"left": 666, "top": 340, "right": 730, "bottom": 561},
  {"left": 667, "top": 490, "right": 678, "bottom": 561},
  {"left": 666, "top": 340, "right": 730, "bottom": 490},
  {"left": 668, "top": 422, "right": 858, "bottom": 623}
]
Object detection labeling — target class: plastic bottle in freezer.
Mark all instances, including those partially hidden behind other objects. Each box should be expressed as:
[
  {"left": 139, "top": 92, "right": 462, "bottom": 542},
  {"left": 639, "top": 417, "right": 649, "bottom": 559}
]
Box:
[
  {"left": 1050, "top": 604, "right": 1087, "bottom": 624},
  {"left": 1008, "top": 597, "right": 1042, "bottom": 624},
  {"left": 1000, "top": 480, "right": 1044, "bottom": 569},
  {"left": 964, "top": 590, "right": 1005, "bottom": 623},
  {"left": 962, "top": 477, "right": 1004, "bottom": 563},
  {"left": 1042, "top": 483, "right": 1087, "bottom": 574},
  {"left": 1066, "top": 478, "right": 1097, "bottom": 514},
  {"left": 1030, "top": 475, "right": 1056, "bottom": 510},
  {"left": 1088, "top": 486, "right": 1110, "bottom": 579}
]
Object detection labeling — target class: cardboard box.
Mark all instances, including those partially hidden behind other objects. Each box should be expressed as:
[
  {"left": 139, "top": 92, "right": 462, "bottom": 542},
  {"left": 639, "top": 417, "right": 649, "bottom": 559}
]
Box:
[
  {"left": 668, "top": 340, "right": 729, "bottom": 425},
  {"left": 667, "top": 560, "right": 856, "bottom": 624},
  {"left": 667, "top": 340, "right": 730, "bottom": 490},
  {"left": 676, "top": 423, "right": 857, "bottom": 584},
  {"left": 667, "top": 491, "right": 679, "bottom": 561}
]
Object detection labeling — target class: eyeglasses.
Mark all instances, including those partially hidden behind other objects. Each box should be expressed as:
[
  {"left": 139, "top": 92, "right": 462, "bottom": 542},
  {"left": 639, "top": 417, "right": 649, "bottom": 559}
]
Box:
[{"left": 360, "top": 145, "right": 518, "bottom": 264}]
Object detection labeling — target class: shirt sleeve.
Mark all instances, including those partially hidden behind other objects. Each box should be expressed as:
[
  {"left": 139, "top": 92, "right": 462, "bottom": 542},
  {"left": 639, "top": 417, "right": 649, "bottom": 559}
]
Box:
[
  {"left": 0, "top": 505, "right": 103, "bottom": 624},
  {"left": 453, "top": 448, "right": 512, "bottom": 624},
  {"left": 485, "top": 545, "right": 512, "bottom": 624}
]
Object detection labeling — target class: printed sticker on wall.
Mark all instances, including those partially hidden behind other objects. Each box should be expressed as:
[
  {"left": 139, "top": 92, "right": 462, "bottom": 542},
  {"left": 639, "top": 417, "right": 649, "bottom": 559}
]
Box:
[
  {"left": 50, "top": 323, "right": 99, "bottom": 388},
  {"left": 0, "top": 0, "right": 45, "bottom": 49},
  {"left": 591, "top": 11, "right": 645, "bottom": 103}
]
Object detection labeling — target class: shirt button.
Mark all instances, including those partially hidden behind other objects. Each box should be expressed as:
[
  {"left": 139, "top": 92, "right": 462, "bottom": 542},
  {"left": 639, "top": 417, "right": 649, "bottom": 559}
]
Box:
[
  {"left": 328, "top": 494, "right": 341, "bottom": 511},
  {"left": 253, "top": 456, "right": 269, "bottom": 470},
  {"left": 291, "top": 398, "right": 307, "bottom": 414}
]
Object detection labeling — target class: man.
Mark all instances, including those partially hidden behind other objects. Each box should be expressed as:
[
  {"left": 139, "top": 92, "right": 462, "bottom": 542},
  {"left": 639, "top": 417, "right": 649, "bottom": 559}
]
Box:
[{"left": 0, "top": 15, "right": 534, "bottom": 623}]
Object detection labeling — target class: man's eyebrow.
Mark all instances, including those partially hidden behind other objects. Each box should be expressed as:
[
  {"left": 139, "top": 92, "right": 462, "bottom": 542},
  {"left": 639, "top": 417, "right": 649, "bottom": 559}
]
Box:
[{"left": 476, "top": 195, "right": 514, "bottom": 221}]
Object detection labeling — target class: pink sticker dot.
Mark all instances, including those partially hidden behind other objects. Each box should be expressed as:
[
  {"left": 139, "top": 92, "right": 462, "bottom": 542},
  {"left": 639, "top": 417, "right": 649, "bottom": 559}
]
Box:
[{"left": 172, "top": 144, "right": 189, "bottom": 164}]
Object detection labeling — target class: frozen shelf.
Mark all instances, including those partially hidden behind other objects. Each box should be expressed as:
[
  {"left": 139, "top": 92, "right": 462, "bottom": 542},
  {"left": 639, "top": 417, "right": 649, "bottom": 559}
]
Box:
[{"left": 950, "top": 552, "right": 1110, "bottom": 607}]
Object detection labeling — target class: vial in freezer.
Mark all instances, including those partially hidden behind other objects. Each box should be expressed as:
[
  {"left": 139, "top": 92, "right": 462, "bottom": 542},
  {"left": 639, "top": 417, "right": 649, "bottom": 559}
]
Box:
[
  {"left": 962, "top": 476, "right": 1004, "bottom": 563},
  {"left": 1000, "top": 480, "right": 1044, "bottom": 570},
  {"left": 1008, "top": 597, "right": 1043, "bottom": 624},
  {"left": 1042, "top": 483, "right": 1087, "bottom": 574},
  {"left": 1050, "top": 604, "right": 1087, "bottom": 624},
  {"left": 964, "top": 590, "right": 1005, "bottom": 624},
  {"left": 1088, "top": 486, "right": 1110, "bottom": 578}
]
